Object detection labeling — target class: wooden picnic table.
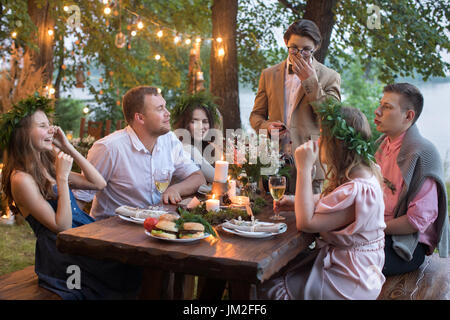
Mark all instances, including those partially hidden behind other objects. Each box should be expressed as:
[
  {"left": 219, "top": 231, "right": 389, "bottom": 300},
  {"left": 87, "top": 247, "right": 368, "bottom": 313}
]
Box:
[{"left": 56, "top": 197, "right": 315, "bottom": 299}]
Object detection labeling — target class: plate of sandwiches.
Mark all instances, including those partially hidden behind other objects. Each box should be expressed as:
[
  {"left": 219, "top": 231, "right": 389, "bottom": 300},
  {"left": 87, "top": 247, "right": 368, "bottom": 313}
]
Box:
[
  {"left": 144, "top": 215, "right": 210, "bottom": 242},
  {"left": 115, "top": 205, "right": 178, "bottom": 225}
]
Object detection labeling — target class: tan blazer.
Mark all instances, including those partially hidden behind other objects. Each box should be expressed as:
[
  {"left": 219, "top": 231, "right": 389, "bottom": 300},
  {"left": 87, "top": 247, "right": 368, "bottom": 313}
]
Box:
[{"left": 249, "top": 58, "right": 341, "bottom": 180}]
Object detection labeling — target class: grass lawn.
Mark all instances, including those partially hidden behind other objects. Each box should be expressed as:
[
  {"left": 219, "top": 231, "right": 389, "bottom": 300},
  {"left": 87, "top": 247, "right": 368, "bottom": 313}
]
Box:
[{"left": 0, "top": 220, "right": 36, "bottom": 277}]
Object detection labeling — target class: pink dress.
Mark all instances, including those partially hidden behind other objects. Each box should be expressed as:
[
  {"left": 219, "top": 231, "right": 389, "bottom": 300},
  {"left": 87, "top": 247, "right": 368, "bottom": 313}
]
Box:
[{"left": 258, "top": 175, "right": 387, "bottom": 300}]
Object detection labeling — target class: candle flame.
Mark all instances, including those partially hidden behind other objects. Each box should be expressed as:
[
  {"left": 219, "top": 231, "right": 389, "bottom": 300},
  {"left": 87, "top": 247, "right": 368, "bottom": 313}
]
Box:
[{"left": 211, "top": 194, "right": 216, "bottom": 200}]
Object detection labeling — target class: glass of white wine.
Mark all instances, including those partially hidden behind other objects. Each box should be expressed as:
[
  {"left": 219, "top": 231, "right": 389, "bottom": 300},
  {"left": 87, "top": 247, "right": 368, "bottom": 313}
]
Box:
[
  {"left": 269, "top": 175, "right": 286, "bottom": 221},
  {"left": 154, "top": 169, "right": 171, "bottom": 194}
]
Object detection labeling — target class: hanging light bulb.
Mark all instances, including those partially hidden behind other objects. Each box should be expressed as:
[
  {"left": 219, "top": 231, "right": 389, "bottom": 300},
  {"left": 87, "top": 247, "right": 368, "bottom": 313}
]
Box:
[
  {"left": 104, "top": 7, "right": 111, "bottom": 15},
  {"left": 137, "top": 21, "right": 144, "bottom": 29},
  {"left": 185, "top": 38, "right": 191, "bottom": 45},
  {"left": 131, "top": 30, "right": 137, "bottom": 37},
  {"left": 115, "top": 32, "right": 126, "bottom": 48},
  {"left": 83, "top": 107, "right": 89, "bottom": 114},
  {"left": 195, "top": 37, "right": 201, "bottom": 43},
  {"left": 63, "top": 5, "right": 69, "bottom": 12},
  {"left": 157, "top": 30, "right": 163, "bottom": 38},
  {"left": 174, "top": 35, "right": 181, "bottom": 44},
  {"left": 155, "top": 54, "right": 161, "bottom": 60}
]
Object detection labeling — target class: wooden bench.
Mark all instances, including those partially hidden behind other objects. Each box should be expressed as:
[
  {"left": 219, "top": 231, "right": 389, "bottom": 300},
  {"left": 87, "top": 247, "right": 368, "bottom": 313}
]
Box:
[
  {"left": 378, "top": 254, "right": 449, "bottom": 300},
  {"left": 0, "top": 266, "right": 61, "bottom": 300}
]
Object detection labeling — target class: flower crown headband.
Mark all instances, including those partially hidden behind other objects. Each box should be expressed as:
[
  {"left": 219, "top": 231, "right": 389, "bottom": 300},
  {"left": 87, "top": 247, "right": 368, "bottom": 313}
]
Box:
[
  {"left": 313, "top": 98, "right": 375, "bottom": 163},
  {"left": 170, "top": 91, "right": 221, "bottom": 129},
  {"left": 0, "top": 94, "right": 54, "bottom": 150}
]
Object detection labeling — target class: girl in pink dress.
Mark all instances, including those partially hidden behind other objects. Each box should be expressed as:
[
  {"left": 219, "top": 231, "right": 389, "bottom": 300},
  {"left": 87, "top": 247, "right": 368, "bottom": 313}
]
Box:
[{"left": 259, "top": 106, "right": 386, "bottom": 300}]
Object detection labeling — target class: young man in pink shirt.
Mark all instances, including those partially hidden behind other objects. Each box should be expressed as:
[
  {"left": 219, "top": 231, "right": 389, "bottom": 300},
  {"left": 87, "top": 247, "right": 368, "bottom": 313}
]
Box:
[{"left": 374, "top": 83, "right": 449, "bottom": 276}]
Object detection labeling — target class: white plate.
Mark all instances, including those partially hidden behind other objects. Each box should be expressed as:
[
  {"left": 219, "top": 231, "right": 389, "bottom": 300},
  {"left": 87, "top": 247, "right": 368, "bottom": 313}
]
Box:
[
  {"left": 145, "top": 230, "right": 211, "bottom": 242},
  {"left": 221, "top": 222, "right": 287, "bottom": 238},
  {"left": 118, "top": 214, "right": 145, "bottom": 224}
]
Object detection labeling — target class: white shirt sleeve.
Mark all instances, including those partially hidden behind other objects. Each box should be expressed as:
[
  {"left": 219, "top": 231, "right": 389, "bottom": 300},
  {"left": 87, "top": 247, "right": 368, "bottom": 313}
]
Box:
[{"left": 72, "top": 141, "right": 115, "bottom": 202}]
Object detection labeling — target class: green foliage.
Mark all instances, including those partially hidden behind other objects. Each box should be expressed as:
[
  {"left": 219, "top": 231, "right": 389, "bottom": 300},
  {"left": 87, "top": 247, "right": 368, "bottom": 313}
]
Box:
[
  {"left": 237, "top": 0, "right": 449, "bottom": 89},
  {"left": 313, "top": 98, "right": 376, "bottom": 163},
  {"left": 330, "top": 0, "right": 450, "bottom": 83},
  {"left": 179, "top": 203, "right": 251, "bottom": 227},
  {"left": 0, "top": 223, "right": 35, "bottom": 277},
  {"left": 176, "top": 208, "right": 218, "bottom": 237},
  {"left": 237, "top": 0, "right": 291, "bottom": 91},
  {"left": 170, "top": 90, "right": 221, "bottom": 129},
  {"left": 340, "top": 57, "right": 385, "bottom": 142},
  {"left": 53, "top": 98, "right": 85, "bottom": 136}
]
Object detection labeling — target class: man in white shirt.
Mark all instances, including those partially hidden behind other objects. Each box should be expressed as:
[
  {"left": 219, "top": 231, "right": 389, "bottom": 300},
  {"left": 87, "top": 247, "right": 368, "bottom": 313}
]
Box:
[{"left": 74, "top": 86, "right": 205, "bottom": 219}]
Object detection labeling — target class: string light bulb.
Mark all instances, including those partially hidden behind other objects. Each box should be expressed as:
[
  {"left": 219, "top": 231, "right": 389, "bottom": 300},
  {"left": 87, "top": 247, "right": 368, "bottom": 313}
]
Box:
[
  {"left": 11, "top": 31, "right": 17, "bottom": 38},
  {"left": 195, "top": 37, "right": 201, "bottom": 43},
  {"left": 216, "top": 37, "right": 223, "bottom": 43},
  {"left": 137, "top": 21, "right": 144, "bottom": 29},
  {"left": 218, "top": 48, "right": 225, "bottom": 57},
  {"left": 47, "top": 29, "right": 54, "bottom": 36},
  {"left": 104, "top": 7, "right": 111, "bottom": 15},
  {"left": 63, "top": 6, "right": 69, "bottom": 12},
  {"left": 83, "top": 107, "right": 89, "bottom": 114},
  {"left": 155, "top": 54, "right": 161, "bottom": 60},
  {"left": 174, "top": 35, "right": 181, "bottom": 44},
  {"left": 157, "top": 30, "right": 163, "bottom": 38},
  {"left": 131, "top": 30, "right": 137, "bottom": 37},
  {"left": 185, "top": 38, "right": 191, "bottom": 45}
]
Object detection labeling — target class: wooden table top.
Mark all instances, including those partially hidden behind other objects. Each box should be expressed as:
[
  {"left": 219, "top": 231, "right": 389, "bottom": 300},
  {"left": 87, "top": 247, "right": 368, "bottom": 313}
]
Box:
[{"left": 56, "top": 204, "right": 314, "bottom": 284}]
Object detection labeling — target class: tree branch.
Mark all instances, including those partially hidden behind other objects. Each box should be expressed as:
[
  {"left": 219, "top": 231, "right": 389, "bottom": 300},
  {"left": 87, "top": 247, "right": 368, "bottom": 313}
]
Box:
[{"left": 277, "top": 0, "right": 305, "bottom": 16}]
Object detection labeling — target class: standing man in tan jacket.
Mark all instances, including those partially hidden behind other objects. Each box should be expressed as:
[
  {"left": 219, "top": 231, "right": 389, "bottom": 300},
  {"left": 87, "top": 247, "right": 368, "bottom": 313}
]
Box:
[{"left": 250, "top": 19, "right": 341, "bottom": 194}]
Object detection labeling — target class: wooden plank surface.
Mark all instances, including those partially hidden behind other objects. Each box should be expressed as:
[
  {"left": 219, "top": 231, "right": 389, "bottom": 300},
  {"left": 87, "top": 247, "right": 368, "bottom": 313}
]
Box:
[
  {"left": 378, "top": 253, "right": 450, "bottom": 300},
  {"left": 0, "top": 265, "right": 61, "bottom": 300},
  {"left": 57, "top": 205, "right": 314, "bottom": 284}
]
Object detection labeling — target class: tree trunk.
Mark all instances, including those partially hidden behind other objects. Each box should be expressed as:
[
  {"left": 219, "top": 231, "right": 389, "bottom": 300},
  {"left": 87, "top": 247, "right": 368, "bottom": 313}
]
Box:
[
  {"left": 27, "top": 0, "right": 54, "bottom": 86},
  {"left": 210, "top": 0, "right": 240, "bottom": 131},
  {"left": 303, "top": 0, "right": 337, "bottom": 63}
]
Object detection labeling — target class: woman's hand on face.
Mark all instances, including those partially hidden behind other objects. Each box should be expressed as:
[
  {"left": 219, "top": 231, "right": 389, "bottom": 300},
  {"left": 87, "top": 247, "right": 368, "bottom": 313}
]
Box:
[
  {"left": 55, "top": 151, "right": 73, "bottom": 182},
  {"left": 294, "top": 140, "right": 318, "bottom": 170},
  {"left": 52, "top": 126, "right": 72, "bottom": 154}
]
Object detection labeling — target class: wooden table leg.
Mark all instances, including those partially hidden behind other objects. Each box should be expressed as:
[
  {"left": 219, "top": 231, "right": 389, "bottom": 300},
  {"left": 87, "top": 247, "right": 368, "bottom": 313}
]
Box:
[
  {"left": 138, "top": 268, "right": 173, "bottom": 300},
  {"left": 228, "top": 281, "right": 256, "bottom": 300},
  {"left": 173, "top": 274, "right": 196, "bottom": 300}
]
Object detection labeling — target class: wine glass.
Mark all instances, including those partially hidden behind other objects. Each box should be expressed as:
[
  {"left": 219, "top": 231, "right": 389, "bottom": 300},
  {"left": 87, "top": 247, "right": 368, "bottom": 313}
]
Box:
[
  {"left": 154, "top": 168, "right": 171, "bottom": 194},
  {"left": 269, "top": 175, "right": 286, "bottom": 221}
]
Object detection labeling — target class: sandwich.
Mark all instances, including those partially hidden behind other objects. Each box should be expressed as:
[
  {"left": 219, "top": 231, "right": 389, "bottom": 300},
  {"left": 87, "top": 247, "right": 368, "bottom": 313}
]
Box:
[
  {"left": 150, "top": 220, "right": 179, "bottom": 240},
  {"left": 159, "top": 213, "right": 179, "bottom": 222},
  {"left": 178, "top": 222, "right": 205, "bottom": 239}
]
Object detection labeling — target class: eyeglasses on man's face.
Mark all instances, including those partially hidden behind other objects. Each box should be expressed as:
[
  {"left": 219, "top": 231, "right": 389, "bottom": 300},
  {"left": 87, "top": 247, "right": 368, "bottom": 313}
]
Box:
[{"left": 287, "top": 46, "right": 314, "bottom": 57}]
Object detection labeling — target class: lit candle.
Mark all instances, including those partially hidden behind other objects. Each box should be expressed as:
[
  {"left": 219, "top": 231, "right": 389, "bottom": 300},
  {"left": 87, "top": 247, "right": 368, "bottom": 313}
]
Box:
[
  {"left": 214, "top": 160, "right": 229, "bottom": 183},
  {"left": 206, "top": 195, "right": 220, "bottom": 212},
  {"left": 228, "top": 178, "right": 236, "bottom": 198}
]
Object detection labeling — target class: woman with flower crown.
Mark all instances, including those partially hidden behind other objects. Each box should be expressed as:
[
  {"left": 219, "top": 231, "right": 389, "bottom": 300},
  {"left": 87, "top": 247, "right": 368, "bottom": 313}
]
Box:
[
  {"left": 171, "top": 91, "right": 223, "bottom": 184},
  {"left": 258, "top": 100, "right": 386, "bottom": 300},
  {"left": 1, "top": 95, "right": 142, "bottom": 299}
]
